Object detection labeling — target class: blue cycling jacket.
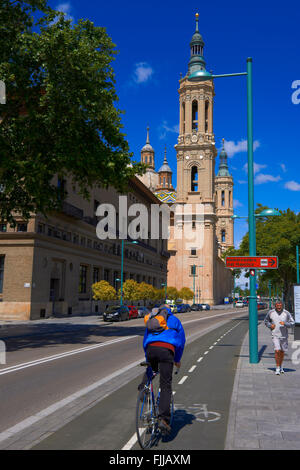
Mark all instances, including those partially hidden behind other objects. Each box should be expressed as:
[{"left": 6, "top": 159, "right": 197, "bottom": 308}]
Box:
[{"left": 143, "top": 308, "right": 186, "bottom": 363}]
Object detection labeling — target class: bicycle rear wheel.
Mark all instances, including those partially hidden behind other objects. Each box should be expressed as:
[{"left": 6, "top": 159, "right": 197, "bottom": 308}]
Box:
[{"left": 136, "top": 388, "right": 157, "bottom": 449}]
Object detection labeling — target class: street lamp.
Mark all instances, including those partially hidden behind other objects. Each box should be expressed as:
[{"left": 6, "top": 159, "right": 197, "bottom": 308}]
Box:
[
  {"left": 120, "top": 239, "right": 138, "bottom": 306},
  {"left": 161, "top": 282, "right": 167, "bottom": 303},
  {"left": 192, "top": 264, "right": 203, "bottom": 304},
  {"left": 193, "top": 59, "right": 260, "bottom": 362}
]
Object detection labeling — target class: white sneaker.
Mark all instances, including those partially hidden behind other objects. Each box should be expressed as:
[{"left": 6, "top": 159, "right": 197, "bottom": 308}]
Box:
[
  {"left": 275, "top": 367, "right": 281, "bottom": 375},
  {"left": 280, "top": 367, "right": 284, "bottom": 374}
]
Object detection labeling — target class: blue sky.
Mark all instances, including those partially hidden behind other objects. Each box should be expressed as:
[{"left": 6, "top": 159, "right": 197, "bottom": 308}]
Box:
[{"left": 50, "top": 0, "right": 300, "bottom": 250}]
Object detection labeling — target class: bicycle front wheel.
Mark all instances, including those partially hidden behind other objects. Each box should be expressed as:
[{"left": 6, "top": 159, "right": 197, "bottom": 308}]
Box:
[{"left": 136, "top": 388, "right": 157, "bottom": 449}]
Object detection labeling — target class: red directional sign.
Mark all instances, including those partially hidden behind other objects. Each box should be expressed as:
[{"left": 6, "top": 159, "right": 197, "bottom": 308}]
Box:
[{"left": 225, "top": 256, "right": 278, "bottom": 269}]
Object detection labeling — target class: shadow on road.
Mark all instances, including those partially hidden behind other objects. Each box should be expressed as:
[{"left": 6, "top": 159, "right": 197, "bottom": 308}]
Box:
[
  {"left": 160, "top": 409, "right": 196, "bottom": 444},
  {"left": 0, "top": 322, "right": 146, "bottom": 353}
]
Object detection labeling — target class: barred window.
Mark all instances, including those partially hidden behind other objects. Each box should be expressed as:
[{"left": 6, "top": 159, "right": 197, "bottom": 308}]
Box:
[
  {"left": 0, "top": 256, "right": 4, "bottom": 293},
  {"left": 79, "top": 265, "right": 87, "bottom": 294}
]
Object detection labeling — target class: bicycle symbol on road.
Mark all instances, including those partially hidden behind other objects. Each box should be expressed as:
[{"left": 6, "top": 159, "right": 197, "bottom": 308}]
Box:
[{"left": 175, "top": 403, "right": 221, "bottom": 423}]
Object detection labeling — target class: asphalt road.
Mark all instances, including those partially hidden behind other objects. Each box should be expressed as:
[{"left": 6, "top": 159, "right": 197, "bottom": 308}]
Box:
[
  {"left": 0, "top": 308, "right": 245, "bottom": 435},
  {"left": 33, "top": 315, "right": 250, "bottom": 450}
]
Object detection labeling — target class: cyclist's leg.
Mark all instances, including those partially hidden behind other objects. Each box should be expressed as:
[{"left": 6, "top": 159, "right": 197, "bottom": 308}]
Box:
[
  {"left": 157, "top": 349, "right": 174, "bottom": 424},
  {"left": 138, "top": 347, "right": 159, "bottom": 391}
]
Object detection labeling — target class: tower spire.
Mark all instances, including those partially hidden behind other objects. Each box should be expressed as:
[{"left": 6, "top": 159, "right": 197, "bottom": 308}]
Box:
[
  {"left": 188, "top": 13, "right": 206, "bottom": 76},
  {"left": 146, "top": 125, "right": 150, "bottom": 144},
  {"left": 217, "top": 139, "right": 231, "bottom": 177}
]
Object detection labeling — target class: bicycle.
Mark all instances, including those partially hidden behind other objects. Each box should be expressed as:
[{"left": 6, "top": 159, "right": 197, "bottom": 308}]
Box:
[{"left": 136, "top": 361, "right": 176, "bottom": 449}]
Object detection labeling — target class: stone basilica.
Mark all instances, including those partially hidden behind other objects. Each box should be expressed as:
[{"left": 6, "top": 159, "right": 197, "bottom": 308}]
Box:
[{"left": 138, "top": 14, "right": 234, "bottom": 304}]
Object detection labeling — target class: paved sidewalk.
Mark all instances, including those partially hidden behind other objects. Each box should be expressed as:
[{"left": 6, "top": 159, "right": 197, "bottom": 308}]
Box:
[{"left": 225, "top": 321, "right": 300, "bottom": 450}]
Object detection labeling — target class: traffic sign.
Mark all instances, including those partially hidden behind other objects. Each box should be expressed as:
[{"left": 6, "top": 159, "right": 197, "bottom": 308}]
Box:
[{"left": 225, "top": 256, "right": 278, "bottom": 269}]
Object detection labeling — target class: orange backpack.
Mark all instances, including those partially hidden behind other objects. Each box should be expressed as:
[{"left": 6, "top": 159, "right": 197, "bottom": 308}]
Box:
[{"left": 144, "top": 307, "right": 169, "bottom": 334}]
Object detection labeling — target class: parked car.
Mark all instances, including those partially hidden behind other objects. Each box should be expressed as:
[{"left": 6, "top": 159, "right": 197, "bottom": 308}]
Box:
[
  {"left": 169, "top": 304, "right": 178, "bottom": 313},
  {"left": 176, "top": 304, "right": 191, "bottom": 313},
  {"left": 257, "top": 302, "right": 268, "bottom": 310},
  {"left": 200, "top": 304, "right": 210, "bottom": 310},
  {"left": 127, "top": 305, "right": 139, "bottom": 319},
  {"left": 191, "top": 304, "right": 202, "bottom": 311},
  {"left": 103, "top": 305, "right": 129, "bottom": 322},
  {"left": 137, "top": 306, "right": 150, "bottom": 318},
  {"left": 235, "top": 300, "right": 244, "bottom": 308}
]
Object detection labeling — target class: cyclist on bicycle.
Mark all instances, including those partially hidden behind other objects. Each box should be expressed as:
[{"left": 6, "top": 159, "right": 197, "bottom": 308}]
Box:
[{"left": 138, "top": 303, "right": 186, "bottom": 433}]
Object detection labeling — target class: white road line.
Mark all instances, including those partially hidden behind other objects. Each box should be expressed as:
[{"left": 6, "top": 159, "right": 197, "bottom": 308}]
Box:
[
  {"left": 209, "top": 346, "right": 214, "bottom": 350},
  {"left": 122, "top": 433, "right": 139, "bottom": 451},
  {"left": 0, "top": 336, "right": 138, "bottom": 376},
  {"left": 197, "top": 357, "right": 203, "bottom": 363},
  {"left": 178, "top": 376, "right": 188, "bottom": 385},
  {"left": 0, "top": 358, "right": 144, "bottom": 444},
  {"left": 204, "top": 351, "right": 209, "bottom": 355},
  {"left": 188, "top": 365, "right": 196, "bottom": 373}
]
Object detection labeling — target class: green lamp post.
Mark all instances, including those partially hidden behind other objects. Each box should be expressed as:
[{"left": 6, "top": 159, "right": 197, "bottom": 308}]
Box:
[
  {"left": 161, "top": 282, "right": 167, "bottom": 303},
  {"left": 120, "top": 239, "right": 138, "bottom": 306}
]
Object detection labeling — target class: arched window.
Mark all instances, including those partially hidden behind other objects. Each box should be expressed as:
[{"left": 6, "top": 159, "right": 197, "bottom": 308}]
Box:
[
  {"left": 221, "top": 230, "right": 226, "bottom": 243},
  {"left": 191, "top": 166, "right": 198, "bottom": 192},
  {"left": 163, "top": 177, "right": 166, "bottom": 187},
  {"left": 221, "top": 190, "right": 225, "bottom": 206},
  {"left": 229, "top": 191, "right": 232, "bottom": 207},
  {"left": 192, "top": 101, "right": 198, "bottom": 131},
  {"left": 205, "top": 101, "right": 209, "bottom": 133},
  {"left": 145, "top": 156, "right": 147, "bottom": 164}
]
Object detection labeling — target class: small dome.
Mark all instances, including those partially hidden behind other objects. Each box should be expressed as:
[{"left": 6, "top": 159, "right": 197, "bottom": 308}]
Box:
[
  {"left": 141, "top": 126, "right": 154, "bottom": 153},
  {"left": 158, "top": 147, "right": 172, "bottom": 173}
]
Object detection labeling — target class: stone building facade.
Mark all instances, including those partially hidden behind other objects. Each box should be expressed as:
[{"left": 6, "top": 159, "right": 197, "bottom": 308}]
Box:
[
  {"left": 0, "top": 177, "right": 169, "bottom": 320},
  {"left": 137, "top": 14, "right": 234, "bottom": 304}
]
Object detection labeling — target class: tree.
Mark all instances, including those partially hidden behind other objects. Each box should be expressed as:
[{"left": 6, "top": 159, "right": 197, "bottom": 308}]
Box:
[
  {"left": 137, "top": 282, "right": 155, "bottom": 301},
  {"left": 178, "top": 287, "right": 194, "bottom": 301},
  {"left": 119, "top": 279, "right": 140, "bottom": 302},
  {"left": 224, "top": 205, "right": 300, "bottom": 310},
  {"left": 166, "top": 287, "right": 179, "bottom": 301},
  {"left": 92, "top": 280, "right": 116, "bottom": 301},
  {"left": 0, "top": 0, "right": 145, "bottom": 224}
]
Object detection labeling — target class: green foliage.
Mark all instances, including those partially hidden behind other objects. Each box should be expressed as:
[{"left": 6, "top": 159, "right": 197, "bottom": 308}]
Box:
[
  {"left": 92, "top": 280, "right": 116, "bottom": 301},
  {"left": 118, "top": 279, "right": 141, "bottom": 302},
  {"left": 166, "top": 286, "right": 179, "bottom": 301},
  {"left": 0, "top": 0, "right": 145, "bottom": 223},
  {"left": 225, "top": 205, "right": 300, "bottom": 308},
  {"left": 178, "top": 287, "right": 194, "bottom": 301}
]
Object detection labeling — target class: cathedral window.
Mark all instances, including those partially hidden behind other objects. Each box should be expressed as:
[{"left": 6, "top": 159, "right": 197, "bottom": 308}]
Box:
[
  {"left": 192, "top": 100, "right": 198, "bottom": 131},
  {"left": 145, "top": 156, "right": 147, "bottom": 164},
  {"left": 221, "top": 190, "right": 225, "bottom": 206},
  {"left": 163, "top": 177, "right": 166, "bottom": 187},
  {"left": 229, "top": 190, "right": 232, "bottom": 207},
  {"left": 182, "top": 102, "right": 185, "bottom": 133},
  {"left": 205, "top": 101, "right": 209, "bottom": 133},
  {"left": 191, "top": 166, "right": 198, "bottom": 192},
  {"left": 221, "top": 230, "right": 226, "bottom": 243}
]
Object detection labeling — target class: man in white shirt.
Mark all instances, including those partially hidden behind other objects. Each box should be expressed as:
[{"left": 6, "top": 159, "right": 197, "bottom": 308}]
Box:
[{"left": 264, "top": 301, "right": 294, "bottom": 375}]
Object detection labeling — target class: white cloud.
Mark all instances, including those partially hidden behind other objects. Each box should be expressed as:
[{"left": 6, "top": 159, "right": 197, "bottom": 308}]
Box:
[
  {"left": 280, "top": 163, "right": 287, "bottom": 173},
  {"left": 159, "top": 121, "right": 179, "bottom": 140},
  {"left": 254, "top": 173, "right": 282, "bottom": 185},
  {"left": 238, "top": 180, "right": 247, "bottom": 185},
  {"left": 133, "top": 62, "right": 154, "bottom": 84},
  {"left": 284, "top": 180, "right": 300, "bottom": 191},
  {"left": 223, "top": 139, "right": 260, "bottom": 158},
  {"left": 243, "top": 162, "right": 267, "bottom": 175},
  {"left": 55, "top": 2, "right": 73, "bottom": 21},
  {"left": 233, "top": 199, "right": 243, "bottom": 208}
]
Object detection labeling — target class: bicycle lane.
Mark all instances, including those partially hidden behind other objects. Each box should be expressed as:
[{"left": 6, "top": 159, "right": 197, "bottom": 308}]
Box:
[
  {"left": 31, "top": 316, "right": 248, "bottom": 450},
  {"left": 152, "top": 317, "right": 249, "bottom": 450}
]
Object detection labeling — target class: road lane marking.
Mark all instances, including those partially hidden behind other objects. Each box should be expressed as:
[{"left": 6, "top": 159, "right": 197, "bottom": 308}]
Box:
[
  {"left": 188, "top": 365, "right": 196, "bottom": 373},
  {"left": 209, "top": 346, "right": 214, "bottom": 350},
  {"left": 204, "top": 351, "right": 209, "bottom": 355},
  {"left": 197, "top": 357, "right": 203, "bottom": 362},
  {"left": 0, "top": 357, "right": 144, "bottom": 444},
  {"left": 0, "top": 336, "right": 138, "bottom": 376},
  {"left": 178, "top": 376, "right": 188, "bottom": 385}
]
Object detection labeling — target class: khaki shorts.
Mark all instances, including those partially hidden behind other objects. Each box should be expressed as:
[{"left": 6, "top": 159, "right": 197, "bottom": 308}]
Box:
[{"left": 272, "top": 336, "right": 288, "bottom": 352}]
